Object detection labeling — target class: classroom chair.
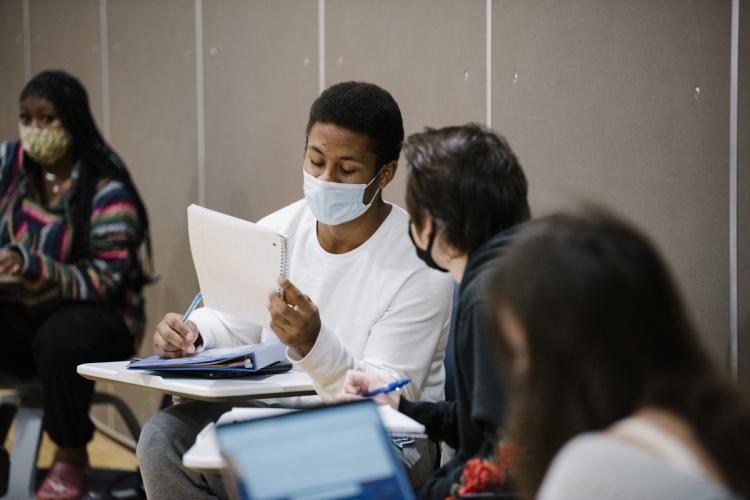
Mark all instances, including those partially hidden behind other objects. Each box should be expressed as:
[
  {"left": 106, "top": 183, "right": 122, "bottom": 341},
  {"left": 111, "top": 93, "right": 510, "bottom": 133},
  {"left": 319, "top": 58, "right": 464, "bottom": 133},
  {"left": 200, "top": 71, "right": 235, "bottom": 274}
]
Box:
[{"left": 0, "top": 371, "right": 142, "bottom": 500}]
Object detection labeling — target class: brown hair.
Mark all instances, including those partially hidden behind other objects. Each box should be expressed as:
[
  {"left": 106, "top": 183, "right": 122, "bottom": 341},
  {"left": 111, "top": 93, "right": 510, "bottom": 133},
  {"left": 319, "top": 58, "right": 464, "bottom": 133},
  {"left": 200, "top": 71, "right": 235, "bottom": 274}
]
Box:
[
  {"left": 486, "top": 210, "right": 750, "bottom": 498},
  {"left": 404, "top": 123, "right": 530, "bottom": 255}
]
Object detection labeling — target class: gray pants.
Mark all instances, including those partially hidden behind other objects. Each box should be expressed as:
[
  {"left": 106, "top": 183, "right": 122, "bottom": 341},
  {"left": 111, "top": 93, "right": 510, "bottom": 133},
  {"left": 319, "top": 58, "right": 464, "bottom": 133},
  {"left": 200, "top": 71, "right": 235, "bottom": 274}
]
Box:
[{"left": 136, "top": 400, "right": 439, "bottom": 500}]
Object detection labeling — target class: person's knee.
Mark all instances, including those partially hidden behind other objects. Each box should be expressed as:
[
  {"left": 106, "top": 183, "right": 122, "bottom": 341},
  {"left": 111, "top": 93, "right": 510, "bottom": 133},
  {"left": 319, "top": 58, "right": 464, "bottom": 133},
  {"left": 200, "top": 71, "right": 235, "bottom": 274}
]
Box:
[
  {"left": 32, "top": 323, "right": 67, "bottom": 368},
  {"left": 137, "top": 409, "right": 184, "bottom": 468},
  {"left": 33, "top": 305, "right": 128, "bottom": 372},
  {"left": 137, "top": 402, "right": 215, "bottom": 470},
  {"left": 32, "top": 309, "right": 93, "bottom": 369}
]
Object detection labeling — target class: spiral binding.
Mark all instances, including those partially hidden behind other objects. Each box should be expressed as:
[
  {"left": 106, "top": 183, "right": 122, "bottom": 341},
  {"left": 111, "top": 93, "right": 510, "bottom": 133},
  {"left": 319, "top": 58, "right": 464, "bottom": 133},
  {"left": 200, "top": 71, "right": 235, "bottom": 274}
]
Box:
[
  {"left": 276, "top": 237, "right": 289, "bottom": 299},
  {"left": 279, "top": 237, "right": 289, "bottom": 278}
]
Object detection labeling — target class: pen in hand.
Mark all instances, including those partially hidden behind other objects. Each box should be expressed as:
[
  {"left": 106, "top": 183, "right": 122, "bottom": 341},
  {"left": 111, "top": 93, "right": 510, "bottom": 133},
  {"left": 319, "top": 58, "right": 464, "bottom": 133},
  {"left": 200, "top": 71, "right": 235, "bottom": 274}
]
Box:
[
  {"left": 362, "top": 378, "right": 411, "bottom": 398},
  {"left": 181, "top": 291, "right": 203, "bottom": 355},
  {"left": 183, "top": 291, "right": 203, "bottom": 322}
]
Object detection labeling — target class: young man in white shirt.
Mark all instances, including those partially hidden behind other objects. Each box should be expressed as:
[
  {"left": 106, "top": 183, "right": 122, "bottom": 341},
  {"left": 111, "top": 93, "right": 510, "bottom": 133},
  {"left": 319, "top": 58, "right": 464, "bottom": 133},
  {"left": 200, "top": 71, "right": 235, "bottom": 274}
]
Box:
[{"left": 136, "top": 81, "right": 453, "bottom": 499}]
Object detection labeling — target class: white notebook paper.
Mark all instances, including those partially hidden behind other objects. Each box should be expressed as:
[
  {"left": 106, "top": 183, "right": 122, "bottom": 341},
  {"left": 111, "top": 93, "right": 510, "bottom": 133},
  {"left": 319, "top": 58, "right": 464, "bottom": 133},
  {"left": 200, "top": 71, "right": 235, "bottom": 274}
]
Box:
[
  {"left": 187, "top": 204, "right": 288, "bottom": 326},
  {"left": 217, "top": 405, "right": 425, "bottom": 436},
  {"left": 182, "top": 404, "right": 426, "bottom": 471}
]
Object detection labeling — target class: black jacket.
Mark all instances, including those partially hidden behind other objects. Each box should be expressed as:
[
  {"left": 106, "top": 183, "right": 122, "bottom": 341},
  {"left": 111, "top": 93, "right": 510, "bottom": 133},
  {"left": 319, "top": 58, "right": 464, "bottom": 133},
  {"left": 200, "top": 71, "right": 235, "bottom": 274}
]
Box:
[{"left": 400, "top": 227, "right": 515, "bottom": 499}]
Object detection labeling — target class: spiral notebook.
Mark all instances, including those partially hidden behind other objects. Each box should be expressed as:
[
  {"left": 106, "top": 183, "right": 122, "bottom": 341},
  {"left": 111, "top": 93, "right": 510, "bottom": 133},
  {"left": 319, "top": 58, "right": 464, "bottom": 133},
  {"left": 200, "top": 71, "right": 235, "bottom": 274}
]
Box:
[{"left": 188, "top": 204, "right": 288, "bottom": 326}]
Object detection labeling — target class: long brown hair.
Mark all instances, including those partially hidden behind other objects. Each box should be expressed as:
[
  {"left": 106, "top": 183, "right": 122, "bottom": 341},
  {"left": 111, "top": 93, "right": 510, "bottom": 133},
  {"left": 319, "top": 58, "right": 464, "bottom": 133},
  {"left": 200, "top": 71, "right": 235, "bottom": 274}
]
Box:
[{"left": 486, "top": 210, "right": 750, "bottom": 498}]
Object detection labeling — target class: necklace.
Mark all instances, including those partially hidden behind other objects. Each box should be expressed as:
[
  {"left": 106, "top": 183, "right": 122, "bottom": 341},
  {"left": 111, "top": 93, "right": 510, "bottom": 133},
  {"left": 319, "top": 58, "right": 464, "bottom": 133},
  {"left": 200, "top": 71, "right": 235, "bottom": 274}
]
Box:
[
  {"left": 43, "top": 170, "right": 62, "bottom": 194},
  {"left": 42, "top": 163, "right": 79, "bottom": 196}
]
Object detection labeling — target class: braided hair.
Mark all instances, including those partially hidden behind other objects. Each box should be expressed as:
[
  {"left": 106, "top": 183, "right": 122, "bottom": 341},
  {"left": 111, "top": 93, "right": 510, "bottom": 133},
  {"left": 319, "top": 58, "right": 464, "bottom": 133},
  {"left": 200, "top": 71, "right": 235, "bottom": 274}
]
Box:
[{"left": 20, "top": 70, "right": 153, "bottom": 290}]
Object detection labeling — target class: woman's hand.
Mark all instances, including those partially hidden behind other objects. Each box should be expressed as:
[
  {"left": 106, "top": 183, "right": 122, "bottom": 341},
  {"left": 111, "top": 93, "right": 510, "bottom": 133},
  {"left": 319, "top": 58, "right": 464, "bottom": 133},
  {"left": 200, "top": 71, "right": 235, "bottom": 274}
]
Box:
[
  {"left": 0, "top": 249, "right": 23, "bottom": 276},
  {"left": 337, "top": 369, "right": 400, "bottom": 410},
  {"left": 153, "top": 312, "right": 201, "bottom": 358}
]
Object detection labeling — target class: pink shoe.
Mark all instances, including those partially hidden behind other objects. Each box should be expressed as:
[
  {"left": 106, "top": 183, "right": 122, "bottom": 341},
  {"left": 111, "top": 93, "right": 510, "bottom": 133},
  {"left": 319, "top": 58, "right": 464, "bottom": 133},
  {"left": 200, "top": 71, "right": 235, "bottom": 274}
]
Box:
[{"left": 36, "top": 460, "right": 88, "bottom": 500}]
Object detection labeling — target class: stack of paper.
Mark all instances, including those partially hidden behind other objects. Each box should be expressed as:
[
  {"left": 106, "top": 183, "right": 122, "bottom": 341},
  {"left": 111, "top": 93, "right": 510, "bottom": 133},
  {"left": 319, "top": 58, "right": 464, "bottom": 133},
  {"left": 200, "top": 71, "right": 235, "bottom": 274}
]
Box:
[
  {"left": 183, "top": 404, "right": 427, "bottom": 471},
  {"left": 218, "top": 404, "right": 425, "bottom": 437}
]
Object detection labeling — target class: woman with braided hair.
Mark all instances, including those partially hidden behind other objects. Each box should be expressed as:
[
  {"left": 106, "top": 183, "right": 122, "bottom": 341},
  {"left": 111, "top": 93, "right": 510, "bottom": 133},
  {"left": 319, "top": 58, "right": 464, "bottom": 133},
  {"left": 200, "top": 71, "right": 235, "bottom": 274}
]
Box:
[{"left": 0, "top": 70, "right": 152, "bottom": 499}]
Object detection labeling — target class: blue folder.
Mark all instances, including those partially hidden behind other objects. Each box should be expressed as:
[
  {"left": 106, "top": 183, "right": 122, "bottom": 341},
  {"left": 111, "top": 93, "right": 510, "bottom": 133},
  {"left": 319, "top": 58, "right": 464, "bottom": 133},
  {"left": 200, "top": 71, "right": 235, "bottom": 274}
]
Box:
[{"left": 127, "top": 342, "right": 288, "bottom": 375}]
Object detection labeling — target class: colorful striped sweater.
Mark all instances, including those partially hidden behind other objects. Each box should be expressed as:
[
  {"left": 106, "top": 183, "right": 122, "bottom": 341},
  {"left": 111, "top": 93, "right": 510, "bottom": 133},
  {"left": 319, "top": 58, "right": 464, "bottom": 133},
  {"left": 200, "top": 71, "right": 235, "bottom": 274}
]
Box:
[{"left": 0, "top": 140, "right": 145, "bottom": 337}]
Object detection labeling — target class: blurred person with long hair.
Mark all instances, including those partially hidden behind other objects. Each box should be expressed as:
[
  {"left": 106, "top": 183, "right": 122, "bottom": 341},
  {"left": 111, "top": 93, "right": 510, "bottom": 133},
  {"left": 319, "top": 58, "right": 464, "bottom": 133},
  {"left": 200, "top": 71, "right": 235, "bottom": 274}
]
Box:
[
  {"left": 487, "top": 211, "right": 750, "bottom": 499},
  {"left": 0, "top": 70, "right": 151, "bottom": 499}
]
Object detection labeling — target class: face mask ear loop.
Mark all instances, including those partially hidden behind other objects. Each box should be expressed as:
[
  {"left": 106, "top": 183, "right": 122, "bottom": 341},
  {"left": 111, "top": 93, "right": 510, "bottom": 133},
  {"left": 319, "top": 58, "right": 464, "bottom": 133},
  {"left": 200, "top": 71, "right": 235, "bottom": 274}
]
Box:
[
  {"left": 427, "top": 220, "right": 450, "bottom": 273},
  {"left": 363, "top": 165, "right": 386, "bottom": 205}
]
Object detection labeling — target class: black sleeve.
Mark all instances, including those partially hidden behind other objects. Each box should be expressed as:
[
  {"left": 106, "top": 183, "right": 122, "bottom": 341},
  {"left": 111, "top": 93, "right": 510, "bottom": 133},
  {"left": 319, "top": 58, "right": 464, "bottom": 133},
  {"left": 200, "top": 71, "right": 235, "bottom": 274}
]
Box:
[
  {"left": 398, "top": 397, "right": 459, "bottom": 447},
  {"left": 416, "top": 301, "right": 507, "bottom": 500},
  {"left": 462, "top": 300, "right": 506, "bottom": 447},
  {"left": 416, "top": 457, "right": 465, "bottom": 500}
]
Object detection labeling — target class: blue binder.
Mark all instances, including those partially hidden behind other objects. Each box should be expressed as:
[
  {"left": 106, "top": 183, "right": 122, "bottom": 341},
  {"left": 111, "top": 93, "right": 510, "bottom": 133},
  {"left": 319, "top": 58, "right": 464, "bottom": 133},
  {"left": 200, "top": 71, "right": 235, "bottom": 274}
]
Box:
[{"left": 127, "top": 342, "right": 288, "bottom": 376}]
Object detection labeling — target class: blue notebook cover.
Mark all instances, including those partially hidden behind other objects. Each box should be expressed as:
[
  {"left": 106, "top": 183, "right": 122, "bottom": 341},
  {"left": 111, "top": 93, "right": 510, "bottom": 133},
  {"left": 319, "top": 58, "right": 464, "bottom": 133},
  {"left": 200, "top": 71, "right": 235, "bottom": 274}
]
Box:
[
  {"left": 127, "top": 342, "right": 287, "bottom": 372},
  {"left": 142, "top": 362, "right": 293, "bottom": 379}
]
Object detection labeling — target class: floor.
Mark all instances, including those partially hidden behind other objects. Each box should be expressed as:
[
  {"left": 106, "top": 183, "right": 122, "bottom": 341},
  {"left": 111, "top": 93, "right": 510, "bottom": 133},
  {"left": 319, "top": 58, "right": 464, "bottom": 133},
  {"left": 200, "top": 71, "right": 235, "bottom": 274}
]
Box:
[{"left": 4, "top": 424, "right": 138, "bottom": 470}]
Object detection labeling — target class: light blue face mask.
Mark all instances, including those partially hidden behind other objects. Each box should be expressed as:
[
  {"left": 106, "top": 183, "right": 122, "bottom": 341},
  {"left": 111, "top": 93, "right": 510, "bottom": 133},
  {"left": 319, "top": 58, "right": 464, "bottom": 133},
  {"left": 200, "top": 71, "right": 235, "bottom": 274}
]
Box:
[{"left": 303, "top": 169, "right": 382, "bottom": 226}]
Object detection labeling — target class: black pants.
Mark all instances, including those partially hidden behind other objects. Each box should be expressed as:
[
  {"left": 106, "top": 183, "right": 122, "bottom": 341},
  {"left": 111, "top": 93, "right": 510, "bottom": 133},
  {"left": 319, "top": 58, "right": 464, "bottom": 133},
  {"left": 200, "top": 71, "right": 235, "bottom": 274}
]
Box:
[{"left": 0, "top": 303, "right": 134, "bottom": 448}]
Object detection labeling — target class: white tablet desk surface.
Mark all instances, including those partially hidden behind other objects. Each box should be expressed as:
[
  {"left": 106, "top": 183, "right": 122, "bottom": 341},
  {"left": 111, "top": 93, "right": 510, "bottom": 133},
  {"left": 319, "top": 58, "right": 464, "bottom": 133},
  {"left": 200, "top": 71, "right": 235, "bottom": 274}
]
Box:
[{"left": 76, "top": 361, "right": 316, "bottom": 402}]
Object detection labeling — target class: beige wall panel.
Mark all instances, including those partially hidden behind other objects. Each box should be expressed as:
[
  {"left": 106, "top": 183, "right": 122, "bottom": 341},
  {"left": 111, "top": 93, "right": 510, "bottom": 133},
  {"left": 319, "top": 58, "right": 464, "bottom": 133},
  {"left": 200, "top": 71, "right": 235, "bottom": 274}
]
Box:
[
  {"left": 106, "top": 0, "right": 199, "bottom": 424},
  {"left": 29, "top": 0, "right": 103, "bottom": 124},
  {"left": 326, "top": 0, "right": 486, "bottom": 207},
  {"left": 203, "top": 0, "right": 319, "bottom": 222},
  {"left": 739, "top": 0, "right": 749, "bottom": 381},
  {"left": 492, "top": 1, "right": 731, "bottom": 365},
  {"left": 0, "top": 0, "right": 25, "bottom": 140}
]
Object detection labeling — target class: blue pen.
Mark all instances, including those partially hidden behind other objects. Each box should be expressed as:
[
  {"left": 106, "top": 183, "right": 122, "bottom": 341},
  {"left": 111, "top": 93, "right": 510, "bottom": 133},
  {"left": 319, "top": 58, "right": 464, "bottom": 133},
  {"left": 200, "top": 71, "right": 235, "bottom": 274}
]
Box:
[
  {"left": 362, "top": 378, "right": 411, "bottom": 398},
  {"left": 182, "top": 291, "right": 203, "bottom": 322}
]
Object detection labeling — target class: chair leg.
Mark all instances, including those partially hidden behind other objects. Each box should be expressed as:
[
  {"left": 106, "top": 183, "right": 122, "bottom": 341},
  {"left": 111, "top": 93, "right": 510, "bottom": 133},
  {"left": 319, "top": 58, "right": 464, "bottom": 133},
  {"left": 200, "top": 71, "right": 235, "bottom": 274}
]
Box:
[
  {"left": 0, "top": 403, "right": 17, "bottom": 444},
  {"left": 91, "top": 393, "right": 141, "bottom": 444},
  {"left": 2, "top": 404, "right": 43, "bottom": 500}
]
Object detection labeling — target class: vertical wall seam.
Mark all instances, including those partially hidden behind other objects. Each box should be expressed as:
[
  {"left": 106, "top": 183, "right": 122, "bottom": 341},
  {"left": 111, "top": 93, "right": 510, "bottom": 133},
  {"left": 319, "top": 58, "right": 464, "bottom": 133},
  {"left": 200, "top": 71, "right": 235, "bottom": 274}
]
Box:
[
  {"left": 486, "top": 0, "right": 492, "bottom": 127},
  {"left": 318, "top": 0, "right": 326, "bottom": 93},
  {"left": 22, "top": 0, "right": 31, "bottom": 80},
  {"left": 729, "top": 0, "right": 739, "bottom": 379},
  {"left": 195, "top": 0, "right": 206, "bottom": 206},
  {"left": 99, "top": 0, "right": 110, "bottom": 139},
  {"left": 99, "top": 0, "right": 114, "bottom": 429}
]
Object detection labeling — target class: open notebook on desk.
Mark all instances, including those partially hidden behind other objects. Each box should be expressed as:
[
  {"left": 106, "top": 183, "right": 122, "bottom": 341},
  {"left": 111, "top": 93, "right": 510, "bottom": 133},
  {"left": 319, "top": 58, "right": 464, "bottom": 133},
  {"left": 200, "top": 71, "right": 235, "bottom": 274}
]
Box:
[{"left": 183, "top": 404, "right": 425, "bottom": 471}]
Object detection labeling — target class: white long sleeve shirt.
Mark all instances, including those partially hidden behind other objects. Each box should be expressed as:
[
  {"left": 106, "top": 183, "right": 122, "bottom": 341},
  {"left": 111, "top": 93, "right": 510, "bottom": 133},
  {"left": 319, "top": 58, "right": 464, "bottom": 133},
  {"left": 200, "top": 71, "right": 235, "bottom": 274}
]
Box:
[{"left": 189, "top": 199, "right": 453, "bottom": 403}]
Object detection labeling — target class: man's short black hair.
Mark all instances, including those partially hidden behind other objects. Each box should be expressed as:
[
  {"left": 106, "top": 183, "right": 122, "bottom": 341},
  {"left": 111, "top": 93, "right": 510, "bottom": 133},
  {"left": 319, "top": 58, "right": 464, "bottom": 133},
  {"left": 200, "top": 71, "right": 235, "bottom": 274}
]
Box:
[
  {"left": 306, "top": 81, "right": 404, "bottom": 168},
  {"left": 404, "top": 123, "right": 531, "bottom": 255}
]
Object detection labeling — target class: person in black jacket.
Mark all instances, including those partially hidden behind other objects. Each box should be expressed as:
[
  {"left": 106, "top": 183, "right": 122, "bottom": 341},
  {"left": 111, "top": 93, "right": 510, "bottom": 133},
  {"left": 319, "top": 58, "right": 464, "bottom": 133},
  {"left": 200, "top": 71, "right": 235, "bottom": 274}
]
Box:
[{"left": 340, "top": 123, "right": 531, "bottom": 498}]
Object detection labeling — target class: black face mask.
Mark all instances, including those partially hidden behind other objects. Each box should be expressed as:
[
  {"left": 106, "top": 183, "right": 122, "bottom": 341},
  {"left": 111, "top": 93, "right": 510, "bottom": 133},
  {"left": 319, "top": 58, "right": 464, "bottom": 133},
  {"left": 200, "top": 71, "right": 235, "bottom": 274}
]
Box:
[{"left": 408, "top": 222, "right": 450, "bottom": 273}]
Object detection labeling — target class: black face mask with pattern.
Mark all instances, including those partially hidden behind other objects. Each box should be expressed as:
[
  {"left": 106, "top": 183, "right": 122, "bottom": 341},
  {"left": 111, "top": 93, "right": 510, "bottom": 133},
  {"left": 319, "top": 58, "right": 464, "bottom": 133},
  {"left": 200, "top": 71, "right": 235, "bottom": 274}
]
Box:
[{"left": 408, "top": 221, "right": 449, "bottom": 273}]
